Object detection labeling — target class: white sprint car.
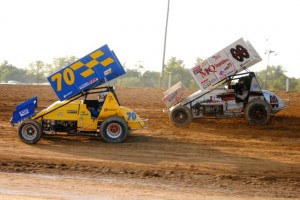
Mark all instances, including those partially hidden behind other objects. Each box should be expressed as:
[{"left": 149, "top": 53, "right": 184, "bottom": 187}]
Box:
[{"left": 167, "top": 72, "right": 287, "bottom": 127}]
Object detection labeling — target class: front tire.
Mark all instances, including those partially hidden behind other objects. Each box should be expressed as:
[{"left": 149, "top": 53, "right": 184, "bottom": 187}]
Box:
[
  {"left": 169, "top": 105, "right": 193, "bottom": 128},
  {"left": 100, "top": 116, "right": 128, "bottom": 143},
  {"left": 18, "top": 119, "right": 42, "bottom": 144},
  {"left": 245, "top": 99, "right": 271, "bottom": 125}
]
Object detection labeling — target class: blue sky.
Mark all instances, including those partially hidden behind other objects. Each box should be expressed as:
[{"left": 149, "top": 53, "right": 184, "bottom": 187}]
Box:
[{"left": 1, "top": 0, "right": 300, "bottom": 78}]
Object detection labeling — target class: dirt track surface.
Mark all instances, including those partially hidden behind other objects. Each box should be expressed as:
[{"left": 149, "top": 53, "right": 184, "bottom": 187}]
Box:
[{"left": 0, "top": 85, "right": 299, "bottom": 199}]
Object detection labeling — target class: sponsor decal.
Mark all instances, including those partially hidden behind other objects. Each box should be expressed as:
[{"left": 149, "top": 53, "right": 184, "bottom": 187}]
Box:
[
  {"left": 193, "top": 65, "right": 216, "bottom": 78},
  {"left": 127, "top": 112, "right": 137, "bottom": 121},
  {"left": 107, "top": 95, "right": 114, "bottom": 103},
  {"left": 192, "top": 65, "right": 201, "bottom": 74},
  {"left": 80, "top": 111, "right": 89, "bottom": 116},
  {"left": 212, "top": 54, "right": 221, "bottom": 60},
  {"left": 202, "top": 65, "right": 216, "bottom": 78},
  {"left": 200, "top": 78, "right": 212, "bottom": 89},
  {"left": 200, "top": 78, "right": 209, "bottom": 84},
  {"left": 19, "top": 109, "right": 29, "bottom": 117},
  {"left": 166, "top": 90, "right": 178, "bottom": 103},
  {"left": 230, "top": 45, "right": 249, "bottom": 62},
  {"left": 200, "top": 96, "right": 222, "bottom": 103},
  {"left": 214, "top": 59, "right": 229, "bottom": 68},
  {"left": 239, "top": 59, "right": 251, "bottom": 68},
  {"left": 79, "top": 77, "right": 99, "bottom": 90},
  {"left": 162, "top": 86, "right": 184, "bottom": 105},
  {"left": 104, "top": 68, "right": 112, "bottom": 76},
  {"left": 270, "top": 95, "right": 279, "bottom": 108},
  {"left": 63, "top": 91, "right": 73, "bottom": 99},
  {"left": 219, "top": 70, "right": 225, "bottom": 76},
  {"left": 211, "top": 77, "right": 218, "bottom": 83},
  {"left": 104, "top": 108, "right": 117, "bottom": 112},
  {"left": 226, "top": 68, "right": 236, "bottom": 76},
  {"left": 202, "top": 81, "right": 211, "bottom": 89},
  {"left": 166, "top": 90, "right": 184, "bottom": 103},
  {"left": 67, "top": 110, "right": 77, "bottom": 114},
  {"left": 224, "top": 64, "right": 231, "bottom": 71}
]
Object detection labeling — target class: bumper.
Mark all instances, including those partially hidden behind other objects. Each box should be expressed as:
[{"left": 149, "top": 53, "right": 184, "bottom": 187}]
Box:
[{"left": 128, "top": 117, "right": 149, "bottom": 130}]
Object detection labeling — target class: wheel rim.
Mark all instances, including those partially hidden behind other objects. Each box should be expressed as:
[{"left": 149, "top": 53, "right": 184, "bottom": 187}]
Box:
[
  {"left": 175, "top": 111, "right": 188, "bottom": 124},
  {"left": 249, "top": 105, "right": 267, "bottom": 121},
  {"left": 22, "top": 124, "right": 38, "bottom": 141},
  {"left": 106, "top": 123, "right": 122, "bottom": 139}
]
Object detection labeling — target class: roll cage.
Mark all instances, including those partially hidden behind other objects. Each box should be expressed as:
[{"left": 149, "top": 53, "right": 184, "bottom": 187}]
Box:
[{"left": 182, "top": 71, "right": 259, "bottom": 108}]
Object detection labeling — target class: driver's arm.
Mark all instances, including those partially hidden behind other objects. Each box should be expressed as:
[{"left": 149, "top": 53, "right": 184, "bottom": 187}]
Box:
[{"left": 236, "top": 91, "right": 249, "bottom": 100}]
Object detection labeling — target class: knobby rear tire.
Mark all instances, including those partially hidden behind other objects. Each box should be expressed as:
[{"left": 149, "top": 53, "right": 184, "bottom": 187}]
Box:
[{"left": 245, "top": 99, "right": 271, "bottom": 125}]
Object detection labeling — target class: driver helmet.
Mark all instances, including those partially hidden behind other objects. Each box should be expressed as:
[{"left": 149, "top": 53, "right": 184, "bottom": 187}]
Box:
[
  {"left": 237, "top": 79, "right": 245, "bottom": 87},
  {"left": 98, "top": 92, "right": 108, "bottom": 102}
]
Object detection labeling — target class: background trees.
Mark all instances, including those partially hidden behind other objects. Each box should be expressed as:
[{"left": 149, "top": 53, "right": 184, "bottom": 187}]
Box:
[
  {"left": 256, "top": 65, "right": 298, "bottom": 91},
  {"left": 1, "top": 58, "right": 299, "bottom": 91},
  {"left": 27, "top": 61, "right": 49, "bottom": 83},
  {"left": 0, "top": 61, "right": 35, "bottom": 83},
  {"left": 0, "top": 56, "right": 77, "bottom": 84}
]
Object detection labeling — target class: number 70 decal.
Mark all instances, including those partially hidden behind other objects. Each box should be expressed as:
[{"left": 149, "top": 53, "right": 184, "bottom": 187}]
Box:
[
  {"left": 127, "top": 112, "right": 137, "bottom": 121},
  {"left": 50, "top": 49, "right": 115, "bottom": 92}
]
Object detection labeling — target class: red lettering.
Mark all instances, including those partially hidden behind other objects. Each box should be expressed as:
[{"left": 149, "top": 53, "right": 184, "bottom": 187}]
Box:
[
  {"left": 215, "top": 59, "right": 229, "bottom": 68},
  {"left": 208, "top": 65, "right": 216, "bottom": 72},
  {"left": 200, "top": 70, "right": 207, "bottom": 78},
  {"left": 198, "top": 65, "right": 216, "bottom": 78},
  {"left": 212, "top": 54, "right": 221, "bottom": 60},
  {"left": 192, "top": 65, "right": 202, "bottom": 75}
]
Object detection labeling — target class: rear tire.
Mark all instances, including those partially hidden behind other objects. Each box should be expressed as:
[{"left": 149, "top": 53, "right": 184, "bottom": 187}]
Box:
[
  {"left": 100, "top": 116, "right": 128, "bottom": 143},
  {"left": 169, "top": 105, "right": 193, "bottom": 128},
  {"left": 18, "top": 119, "right": 42, "bottom": 144},
  {"left": 245, "top": 99, "right": 271, "bottom": 125}
]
